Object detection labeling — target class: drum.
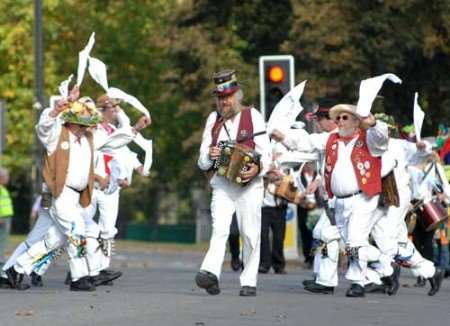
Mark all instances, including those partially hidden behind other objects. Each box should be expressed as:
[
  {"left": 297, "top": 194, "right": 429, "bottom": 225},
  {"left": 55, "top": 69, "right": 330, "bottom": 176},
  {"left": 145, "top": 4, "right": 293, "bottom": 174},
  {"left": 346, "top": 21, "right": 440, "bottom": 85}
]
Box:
[
  {"left": 267, "top": 175, "right": 304, "bottom": 204},
  {"left": 214, "top": 142, "right": 260, "bottom": 186},
  {"left": 419, "top": 198, "right": 449, "bottom": 232}
]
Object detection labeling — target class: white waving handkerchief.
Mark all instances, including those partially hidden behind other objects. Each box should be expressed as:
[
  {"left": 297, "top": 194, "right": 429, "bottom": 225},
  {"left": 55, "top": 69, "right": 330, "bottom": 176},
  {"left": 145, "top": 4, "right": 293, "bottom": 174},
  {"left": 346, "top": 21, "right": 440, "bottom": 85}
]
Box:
[
  {"left": 356, "top": 73, "right": 402, "bottom": 117},
  {"left": 413, "top": 92, "right": 425, "bottom": 142},
  {"left": 76, "top": 32, "right": 95, "bottom": 86},
  {"left": 58, "top": 74, "right": 73, "bottom": 98},
  {"left": 107, "top": 87, "right": 150, "bottom": 118},
  {"left": 267, "top": 80, "right": 306, "bottom": 135},
  {"left": 88, "top": 56, "right": 109, "bottom": 91}
]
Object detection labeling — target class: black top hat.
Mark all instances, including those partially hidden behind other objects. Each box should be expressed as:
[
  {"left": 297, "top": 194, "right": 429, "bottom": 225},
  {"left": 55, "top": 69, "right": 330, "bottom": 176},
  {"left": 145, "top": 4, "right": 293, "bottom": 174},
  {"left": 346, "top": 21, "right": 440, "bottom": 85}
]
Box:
[{"left": 213, "top": 69, "right": 240, "bottom": 97}]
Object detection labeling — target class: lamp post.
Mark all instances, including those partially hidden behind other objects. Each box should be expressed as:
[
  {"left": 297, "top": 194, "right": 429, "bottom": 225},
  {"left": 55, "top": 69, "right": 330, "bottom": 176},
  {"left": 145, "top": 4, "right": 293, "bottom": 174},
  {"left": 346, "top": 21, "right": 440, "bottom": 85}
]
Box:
[{"left": 33, "top": 0, "right": 44, "bottom": 200}]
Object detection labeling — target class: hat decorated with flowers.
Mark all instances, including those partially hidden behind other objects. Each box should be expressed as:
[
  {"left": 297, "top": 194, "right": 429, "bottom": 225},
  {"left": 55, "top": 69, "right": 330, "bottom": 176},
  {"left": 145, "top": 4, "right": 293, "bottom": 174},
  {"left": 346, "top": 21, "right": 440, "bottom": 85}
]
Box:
[{"left": 61, "top": 97, "right": 102, "bottom": 126}]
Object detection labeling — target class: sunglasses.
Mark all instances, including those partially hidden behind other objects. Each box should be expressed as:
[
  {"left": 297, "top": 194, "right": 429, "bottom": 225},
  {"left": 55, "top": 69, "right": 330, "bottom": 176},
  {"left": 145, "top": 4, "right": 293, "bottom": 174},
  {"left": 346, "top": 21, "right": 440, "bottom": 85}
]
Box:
[{"left": 335, "top": 114, "right": 350, "bottom": 121}]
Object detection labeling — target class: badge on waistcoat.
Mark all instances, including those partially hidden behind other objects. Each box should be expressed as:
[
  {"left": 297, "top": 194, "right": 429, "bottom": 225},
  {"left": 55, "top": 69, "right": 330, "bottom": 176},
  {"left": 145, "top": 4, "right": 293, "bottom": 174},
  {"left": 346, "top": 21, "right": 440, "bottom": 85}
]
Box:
[
  {"left": 60, "top": 141, "right": 69, "bottom": 150},
  {"left": 355, "top": 140, "right": 364, "bottom": 148},
  {"left": 239, "top": 129, "right": 248, "bottom": 139}
]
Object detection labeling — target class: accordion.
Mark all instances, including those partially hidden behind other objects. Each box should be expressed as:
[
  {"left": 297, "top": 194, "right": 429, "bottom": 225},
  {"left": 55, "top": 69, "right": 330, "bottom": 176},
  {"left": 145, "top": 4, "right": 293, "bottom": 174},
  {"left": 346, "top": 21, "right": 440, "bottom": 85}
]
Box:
[
  {"left": 213, "top": 141, "right": 261, "bottom": 186},
  {"left": 267, "top": 175, "right": 304, "bottom": 204}
]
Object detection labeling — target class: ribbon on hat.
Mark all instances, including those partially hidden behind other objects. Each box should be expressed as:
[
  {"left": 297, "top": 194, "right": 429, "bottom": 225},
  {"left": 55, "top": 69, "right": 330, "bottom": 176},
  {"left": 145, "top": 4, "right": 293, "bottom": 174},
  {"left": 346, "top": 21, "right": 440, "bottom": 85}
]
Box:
[
  {"left": 356, "top": 73, "right": 402, "bottom": 117},
  {"left": 267, "top": 80, "right": 307, "bottom": 135},
  {"left": 413, "top": 92, "right": 425, "bottom": 142}
]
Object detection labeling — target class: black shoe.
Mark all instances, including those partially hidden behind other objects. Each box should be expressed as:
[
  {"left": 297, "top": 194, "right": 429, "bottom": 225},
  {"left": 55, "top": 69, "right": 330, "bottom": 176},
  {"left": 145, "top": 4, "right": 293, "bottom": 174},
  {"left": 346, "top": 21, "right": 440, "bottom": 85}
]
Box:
[
  {"left": 195, "top": 270, "right": 220, "bottom": 295},
  {"left": 304, "top": 282, "right": 334, "bottom": 294},
  {"left": 274, "top": 269, "right": 287, "bottom": 275},
  {"left": 70, "top": 276, "right": 96, "bottom": 292},
  {"left": 231, "top": 257, "right": 242, "bottom": 272},
  {"left": 64, "top": 272, "right": 71, "bottom": 285},
  {"left": 345, "top": 284, "right": 365, "bottom": 297},
  {"left": 258, "top": 266, "right": 270, "bottom": 274},
  {"left": 93, "top": 269, "right": 122, "bottom": 286},
  {"left": 0, "top": 276, "right": 13, "bottom": 289},
  {"left": 5, "top": 267, "right": 30, "bottom": 291},
  {"left": 30, "top": 272, "right": 43, "bottom": 287},
  {"left": 302, "top": 279, "right": 316, "bottom": 287},
  {"left": 428, "top": 268, "right": 445, "bottom": 296},
  {"left": 381, "top": 264, "right": 400, "bottom": 296},
  {"left": 364, "top": 283, "right": 386, "bottom": 293},
  {"left": 239, "top": 286, "right": 256, "bottom": 297},
  {"left": 414, "top": 276, "right": 426, "bottom": 288}
]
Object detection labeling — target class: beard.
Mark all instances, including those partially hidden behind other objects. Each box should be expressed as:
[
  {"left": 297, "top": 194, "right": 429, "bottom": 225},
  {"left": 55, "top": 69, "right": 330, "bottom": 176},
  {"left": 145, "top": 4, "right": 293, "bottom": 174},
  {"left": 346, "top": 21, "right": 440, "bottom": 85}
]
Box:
[{"left": 338, "top": 127, "right": 357, "bottom": 137}]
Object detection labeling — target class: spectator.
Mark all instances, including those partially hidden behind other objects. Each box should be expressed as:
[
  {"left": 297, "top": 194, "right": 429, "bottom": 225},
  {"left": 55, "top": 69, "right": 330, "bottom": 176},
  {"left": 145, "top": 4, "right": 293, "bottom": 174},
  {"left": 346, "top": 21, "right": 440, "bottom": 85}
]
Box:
[{"left": 0, "top": 167, "right": 13, "bottom": 262}]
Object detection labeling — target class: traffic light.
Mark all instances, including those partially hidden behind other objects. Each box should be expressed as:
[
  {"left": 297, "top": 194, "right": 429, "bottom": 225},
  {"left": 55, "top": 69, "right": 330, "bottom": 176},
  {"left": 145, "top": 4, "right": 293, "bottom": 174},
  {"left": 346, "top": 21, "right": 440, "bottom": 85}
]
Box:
[{"left": 259, "top": 55, "right": 294, "bottom": 122}]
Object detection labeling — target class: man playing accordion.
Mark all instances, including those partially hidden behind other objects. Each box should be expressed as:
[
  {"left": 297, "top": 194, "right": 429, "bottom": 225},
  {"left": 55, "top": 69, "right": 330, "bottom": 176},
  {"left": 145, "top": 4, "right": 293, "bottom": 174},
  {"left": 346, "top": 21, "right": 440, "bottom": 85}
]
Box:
[{"left": 195, "top": 70, "right": 271, "bottom": 297}]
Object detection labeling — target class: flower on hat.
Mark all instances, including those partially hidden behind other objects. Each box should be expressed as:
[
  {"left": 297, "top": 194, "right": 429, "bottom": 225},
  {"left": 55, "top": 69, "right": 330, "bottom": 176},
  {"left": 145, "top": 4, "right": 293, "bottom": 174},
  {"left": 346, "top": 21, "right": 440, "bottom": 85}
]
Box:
[{"left": 61, "top": 97, "right": 102, "bottom": 126}]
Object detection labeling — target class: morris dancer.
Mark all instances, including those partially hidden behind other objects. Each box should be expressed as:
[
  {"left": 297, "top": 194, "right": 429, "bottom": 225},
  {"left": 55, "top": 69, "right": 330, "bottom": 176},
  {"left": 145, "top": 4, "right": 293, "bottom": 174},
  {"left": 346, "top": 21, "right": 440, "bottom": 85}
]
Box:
[{"left": 195, "top": 70, "right": 271, "bottom": 296}]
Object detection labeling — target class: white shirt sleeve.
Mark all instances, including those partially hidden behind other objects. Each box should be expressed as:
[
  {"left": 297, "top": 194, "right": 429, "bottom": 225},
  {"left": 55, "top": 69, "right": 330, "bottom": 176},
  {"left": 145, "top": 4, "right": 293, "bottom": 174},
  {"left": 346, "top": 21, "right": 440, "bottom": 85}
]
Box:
[
  {"left": 366, "top": 120, "right": 389, "bottom": 157},
  {"left": 283, "top": 129, "right": 329, "bottom": 153},
  {"left": 197, "top": 112, "right": 218, "bottom": 171},
  {"left": 35, "top": 108, "right": 63, "bottom": 154},
  {"left": 250, "top": 108, "right": 272, "bottom": 175}
]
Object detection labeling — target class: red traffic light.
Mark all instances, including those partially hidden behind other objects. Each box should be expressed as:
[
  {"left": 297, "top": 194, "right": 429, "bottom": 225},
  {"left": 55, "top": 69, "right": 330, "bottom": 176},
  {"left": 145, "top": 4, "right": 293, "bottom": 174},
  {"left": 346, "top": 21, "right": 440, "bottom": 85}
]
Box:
[{"left": 268, "top": 65, "right": 285, "bottom": 83}]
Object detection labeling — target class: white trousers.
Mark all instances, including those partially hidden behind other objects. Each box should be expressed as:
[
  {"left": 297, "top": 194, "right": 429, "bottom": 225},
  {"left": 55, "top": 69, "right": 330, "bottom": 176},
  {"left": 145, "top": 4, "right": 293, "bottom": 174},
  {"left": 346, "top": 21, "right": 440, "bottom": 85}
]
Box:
[
  {"left": 371, "top": 190, "right": 435, "bottom": 279},
  {"left": 2, "top": 209, "right": 53, "bottom": 273},
  {"left": 335, "top": 193, "right": 388, "bottom": 286},
  {"left": 82, "top": 188, "right": 120, "bottom": 275},
  {"left": 200, "top": 179, "right": 264, "bottom": 287},
  {"left": 312, "top": 212, "right": 340, "bottom": 287},
  {"left": 15, "top": 187, "right": 90, "bottom": 281}
]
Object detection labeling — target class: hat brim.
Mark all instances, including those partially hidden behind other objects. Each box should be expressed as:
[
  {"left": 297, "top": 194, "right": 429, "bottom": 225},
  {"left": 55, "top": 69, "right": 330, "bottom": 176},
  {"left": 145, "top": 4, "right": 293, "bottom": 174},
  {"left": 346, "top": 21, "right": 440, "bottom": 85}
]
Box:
[
  {"left": 213, "top": 85, "right": 240, "bottom": 97},
  {"left": 329, "top": 104, "right": 360, "bottom": 120}
]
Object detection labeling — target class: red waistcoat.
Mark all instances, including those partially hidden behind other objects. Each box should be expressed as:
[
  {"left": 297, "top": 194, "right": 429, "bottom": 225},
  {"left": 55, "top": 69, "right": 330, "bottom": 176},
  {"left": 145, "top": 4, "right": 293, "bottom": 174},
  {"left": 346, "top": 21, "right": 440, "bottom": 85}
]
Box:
[
  {"left": 211, "top": 108, "right": 255, "bottom": 149},
  {"left": 324, "top": 130, "right": 382, "bottom": 198}
]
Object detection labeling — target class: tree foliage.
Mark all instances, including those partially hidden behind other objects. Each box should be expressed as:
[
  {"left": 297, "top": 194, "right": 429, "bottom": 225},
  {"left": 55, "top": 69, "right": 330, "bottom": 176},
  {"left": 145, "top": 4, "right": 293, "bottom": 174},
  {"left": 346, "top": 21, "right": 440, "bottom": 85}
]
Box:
[{"left": 0, "top": 0, "right": 449, "bottom": 231}]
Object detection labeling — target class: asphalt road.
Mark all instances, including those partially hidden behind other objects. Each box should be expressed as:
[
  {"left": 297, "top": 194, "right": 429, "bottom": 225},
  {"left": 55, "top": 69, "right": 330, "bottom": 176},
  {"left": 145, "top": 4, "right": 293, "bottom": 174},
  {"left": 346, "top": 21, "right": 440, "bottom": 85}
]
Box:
[{"left": 1, "top": 249, "right": 449, "bottom": 326}]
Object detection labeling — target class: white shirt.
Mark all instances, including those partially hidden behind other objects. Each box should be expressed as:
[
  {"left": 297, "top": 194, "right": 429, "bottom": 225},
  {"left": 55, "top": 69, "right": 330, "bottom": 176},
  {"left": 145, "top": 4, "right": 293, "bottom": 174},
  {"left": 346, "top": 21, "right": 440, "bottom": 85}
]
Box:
[
  {"left": 198, "top": 108, "right": 272, "bottom": 177},
  {"left": 36, "top": 107, "right": 137, "bottom": 189},
  {"left": 284, "top": 121, "right": 389, "bottom": 196}
]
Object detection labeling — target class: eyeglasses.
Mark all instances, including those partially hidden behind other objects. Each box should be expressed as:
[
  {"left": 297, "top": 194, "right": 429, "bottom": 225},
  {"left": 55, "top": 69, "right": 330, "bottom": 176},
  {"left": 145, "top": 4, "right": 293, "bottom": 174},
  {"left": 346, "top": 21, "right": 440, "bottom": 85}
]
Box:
[{"left": 335, "top": 114, "right": 349, "bottom": 121}]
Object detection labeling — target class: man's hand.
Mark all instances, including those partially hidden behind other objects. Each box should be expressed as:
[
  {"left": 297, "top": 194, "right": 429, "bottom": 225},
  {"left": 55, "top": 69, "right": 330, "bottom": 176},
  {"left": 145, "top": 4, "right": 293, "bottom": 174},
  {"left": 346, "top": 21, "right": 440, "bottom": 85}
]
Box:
[
  {"left": 305, "top": 178, "right": 320, "bottom": 194},
  {"left": 135, "top": 165, "right": 145, "bottom": 176},
  {"left": 265, "top": 169, "right": 284, "bottom": 183},
  {"left": 133, "top": 116, "right": 151, "bottom": 133},
  {"left": 208, "top": 146, "right": 221, "bottom": 161},
  {"left": 241, "top": 163, "right": 259, "bottom": 183},
  {"left": 360, "top": 114, "right": 376, "bottom": 129},
  {"left": 96, "top": 175, "right": 110, "bottom": 190},
  {"left": 118, "top": 179, "right": 130, "bottom": 188},
  {"left": 416, "top": 141, "right": 426, "bottom": 151},
  {"left": 270, "top": 129, "right": 285, "bottom": 142},
  {"left": 68, "top": 85, "right": 80, "bottom": 102}
]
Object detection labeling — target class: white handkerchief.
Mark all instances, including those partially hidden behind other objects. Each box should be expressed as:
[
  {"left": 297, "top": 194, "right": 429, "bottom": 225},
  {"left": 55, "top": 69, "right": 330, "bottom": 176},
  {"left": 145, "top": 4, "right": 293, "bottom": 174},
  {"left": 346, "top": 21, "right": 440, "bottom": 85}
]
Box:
[
  {"left": 267, "top": 81, "right": 306, "bottom": 135},
  {"left": 58, "top": 74, "right": 73, "bottom": 98},
  {"left": 356, "top": 73, "right": 402, "bottom": 117},
  {"left": 77, "top": 32, "right": 95, "bottom": 86},
  {"left": 134, "top": 134, "right": 153, "bottom": 176},
  {"left": 88, "top": 56, "right": 109, "bottom": 91},
  {"left": 413, "top": 92, "right": 425, "bottom": 142},
  {"left": 107, "top": 87, "right": 150, "bottom": 118}
]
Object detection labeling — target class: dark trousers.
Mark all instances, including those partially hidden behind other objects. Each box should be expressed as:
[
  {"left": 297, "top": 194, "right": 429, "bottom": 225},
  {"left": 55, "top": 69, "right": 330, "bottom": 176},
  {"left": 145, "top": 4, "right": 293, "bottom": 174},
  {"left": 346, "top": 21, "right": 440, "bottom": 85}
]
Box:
[
  {"left": 413, "top": 218, "right": 435, "bottom": 262},
  {"left": 228, "top": 214, "right": 240, "bottom": 260},
  {"left": 297, "top": 206, "right": 313, "bottom": 264},
  {"left": 260, "top": 206, "right": 287, "bottom": 271}
]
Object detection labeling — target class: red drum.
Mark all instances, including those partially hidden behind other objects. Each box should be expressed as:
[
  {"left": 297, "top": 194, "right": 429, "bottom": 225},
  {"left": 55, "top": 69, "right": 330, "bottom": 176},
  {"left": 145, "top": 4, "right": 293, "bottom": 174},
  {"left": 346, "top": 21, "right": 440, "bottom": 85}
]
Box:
[{"left": 419, "top": 198, "right": 449, "bottom": 232}]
